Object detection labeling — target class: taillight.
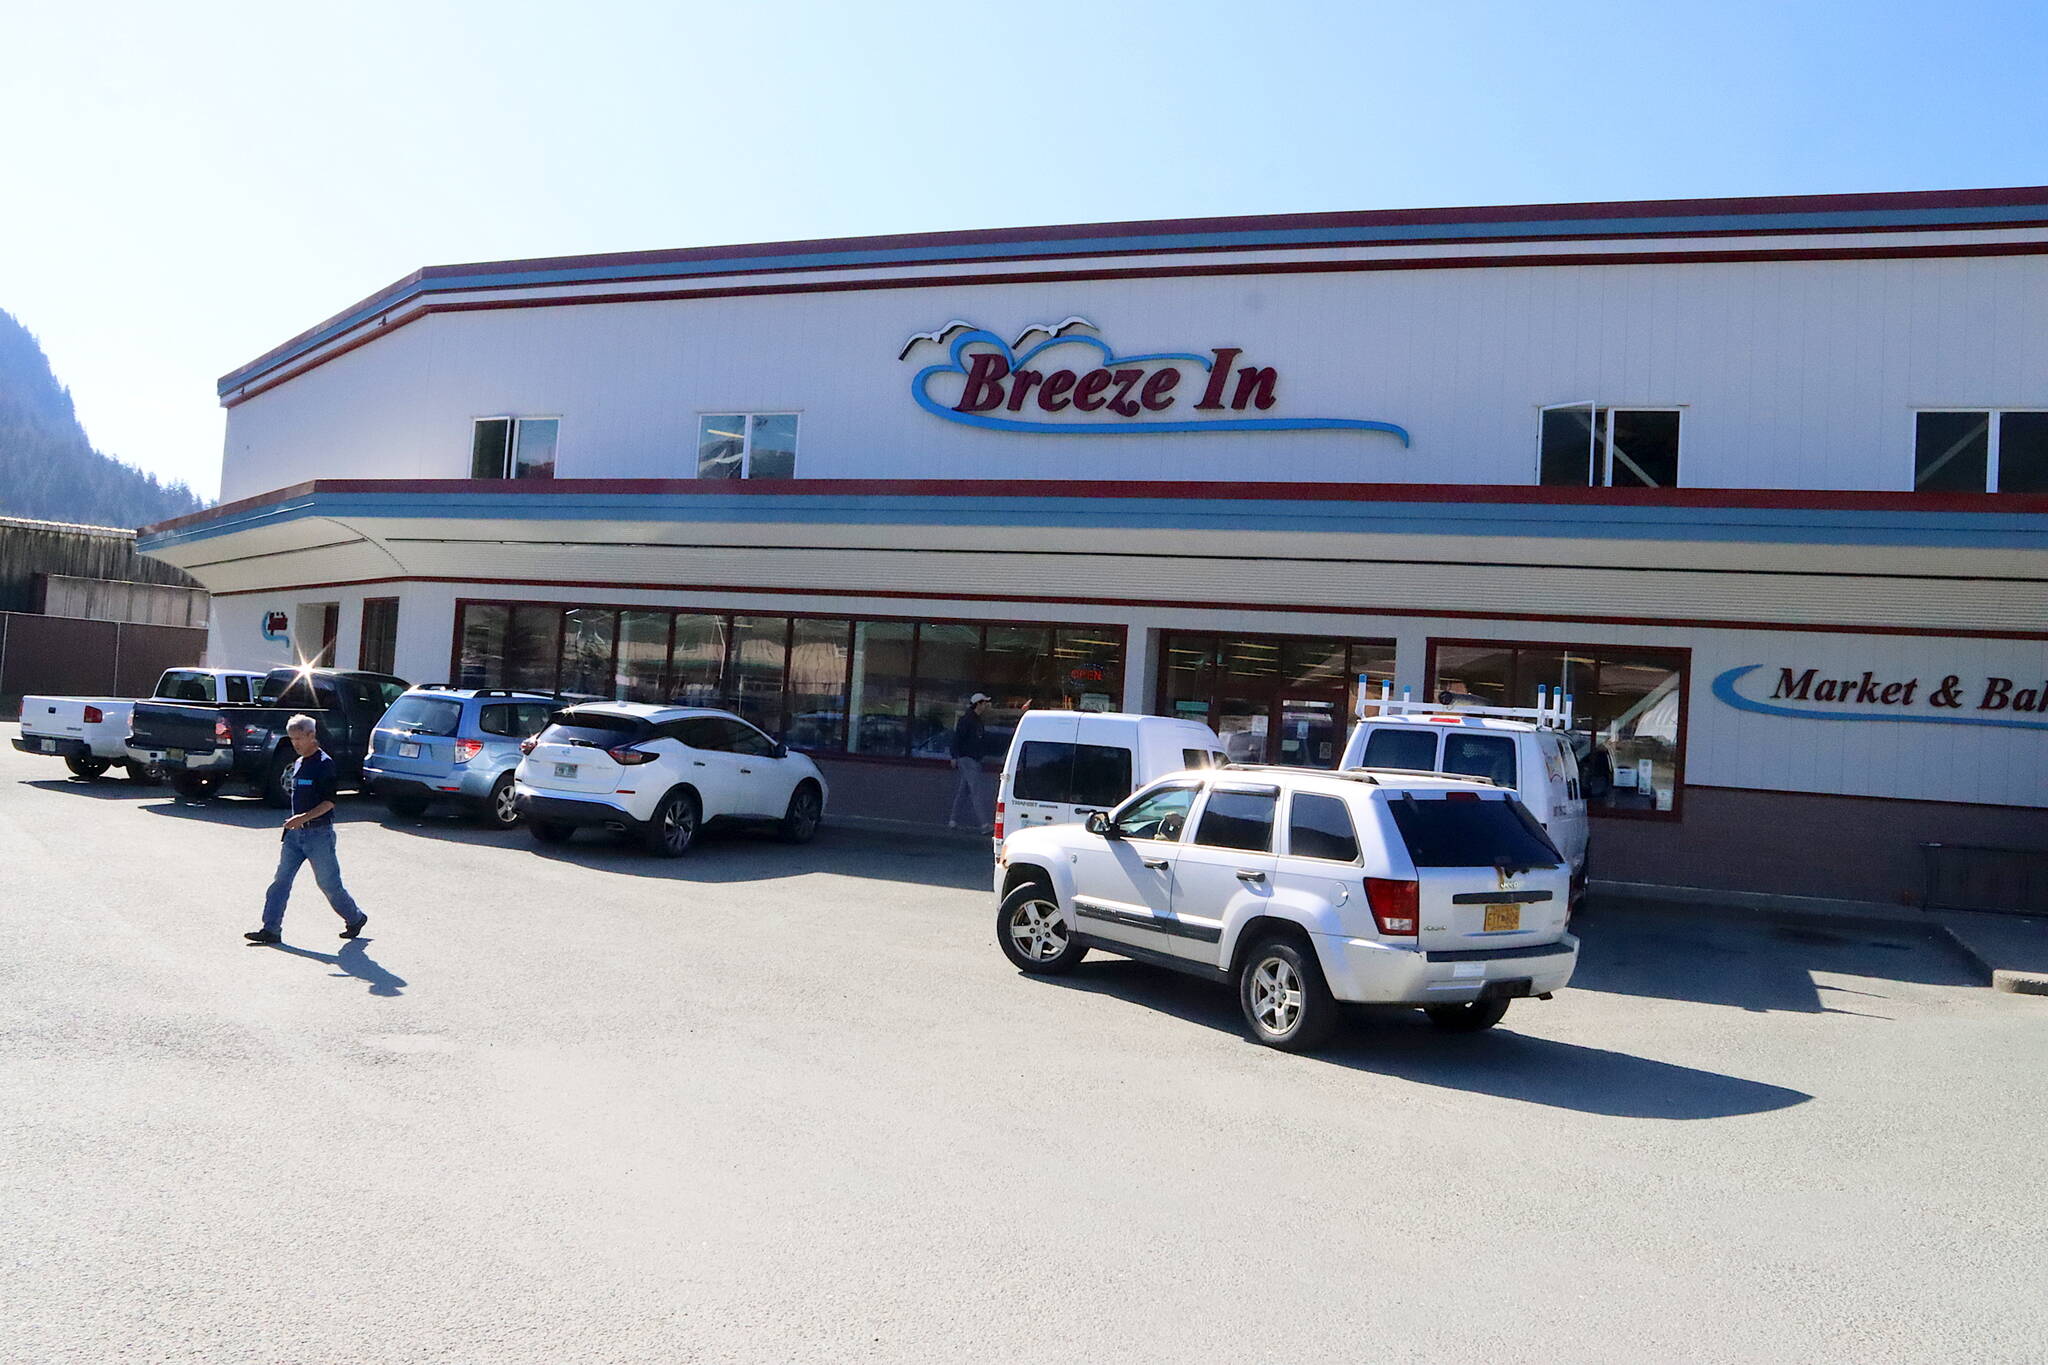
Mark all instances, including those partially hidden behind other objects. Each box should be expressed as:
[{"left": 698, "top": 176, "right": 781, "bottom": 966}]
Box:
[
  {"left": 608, "top": 746, "right": 657, "bottom": 766},
  {"left": 519, "top": 737, "right": 539, "bottom": 755},
  {"left": 1446, "top": 790, "right": 1480, "bottom": 802},
  {"left": 453, "top": 739, "right": 483, "bottom": 764},
  {"left": 993, "top": 800, "right": 1005, "bottom": 840},
  {"left": 213, "top": 719, "right": 233, "bottom": 745},
  {"left": 1366, "top": 878, "right": 1419, "bottom": 936},
  {"left": 83, "top": 705, "right": 104, "bottom": 724}
]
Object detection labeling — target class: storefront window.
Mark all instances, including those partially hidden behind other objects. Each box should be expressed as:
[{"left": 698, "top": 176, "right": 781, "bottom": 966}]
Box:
[
  {"left": 457, "top": 604, "right": 509, "bottom": 687},
  {"left": 729, "top": 616, "right": 789, "bottom": 734},
  {"left": 912, "top": 623, "right": 981, "bottom": 758},
  {"left": 849, "top": 621, "right": 913, "bottom": 756},
  {"left": 614, "top": 611, "right": 669, "bottom": 703},
  {"left": 982, "top": 625, "right": 1054, "bottom": 757},
  {"left": 669, "top": 613, "right": 727, "bottom": 705},
  {"left": 1054, "top": 627, "right": 1123, "bottom": 712},
  {"left": 504, "top": 606, "right": 561, "bottom": 692},
  {"left": 1161, "top": 632, "right": 1398, "bottom": 765},
  {"left": 560, "top": 608, "right": 615, "bottom": 699},
  {"left": 451, "top": 603, "right": 1126, "bottom": 762},
  {"left": 1429, "top": 639, "right": 1687, "bottom": 817},
  {"left": 787, "top": 618, "right": 851, "bottom": 752}
]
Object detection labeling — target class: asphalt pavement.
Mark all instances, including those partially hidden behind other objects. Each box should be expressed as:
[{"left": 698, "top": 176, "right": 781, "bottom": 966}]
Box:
[{"left": 1, "top": 745, "right": 2042, "bottom": 1363}]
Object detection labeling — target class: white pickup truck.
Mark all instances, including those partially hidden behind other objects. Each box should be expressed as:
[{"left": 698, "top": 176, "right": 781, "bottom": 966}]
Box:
[{"left": 13, "top": 668, "right": 267, "bottom": 782}]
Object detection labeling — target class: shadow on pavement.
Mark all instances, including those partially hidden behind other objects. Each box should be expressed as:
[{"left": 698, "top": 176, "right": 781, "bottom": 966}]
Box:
[
  {"left": 378, "top": 810, "right": 996, "bottom": 891},
  {"left": 21, "top": 776, "right": 168, "bottom": 800},
  {"left": 1569, "top": 897, "right": 1979, "bottom": 1014},
  {"left": 1042, "top": 959, "right": 1811, "bottom": 1119},
  {"left": 261, "top": 938, "right": 408, "bottom": 997}
]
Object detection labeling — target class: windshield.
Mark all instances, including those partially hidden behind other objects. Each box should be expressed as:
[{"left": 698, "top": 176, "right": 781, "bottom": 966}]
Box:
[
  {"left": 1387, "top": 795, "right": 1560, "bottom": 869},
  {"left": 382, "top": 696, "right": 463, "bottom": 736}
]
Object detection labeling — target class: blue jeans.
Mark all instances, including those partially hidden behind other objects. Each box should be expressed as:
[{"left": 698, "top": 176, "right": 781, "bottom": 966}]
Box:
[
  {"left": 949, "top": 757, "right": 988, "bottom": 828},
  {"left": 262, "top": 824, "right": 363, "bottom": 933}
]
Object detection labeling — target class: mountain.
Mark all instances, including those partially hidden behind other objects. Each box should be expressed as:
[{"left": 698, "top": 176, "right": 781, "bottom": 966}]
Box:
[{"left": 0, "top": 308, "right": 205, "bottom": 529}]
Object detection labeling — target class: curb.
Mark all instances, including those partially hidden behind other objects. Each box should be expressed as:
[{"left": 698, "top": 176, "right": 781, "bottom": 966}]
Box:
[{"left": 1993, "top": 970, "right": 2048, "bottom": 996}]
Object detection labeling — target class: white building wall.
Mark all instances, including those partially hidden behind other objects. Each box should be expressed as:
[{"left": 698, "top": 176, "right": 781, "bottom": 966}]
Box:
[{"left": 220, "top": 253, "right": 2048, "bottom": 502}]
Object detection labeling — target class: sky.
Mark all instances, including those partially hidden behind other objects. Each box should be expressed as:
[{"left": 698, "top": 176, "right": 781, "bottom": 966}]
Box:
[{"left": 2, "top": 0, "right": 2044, "bottom": 502}]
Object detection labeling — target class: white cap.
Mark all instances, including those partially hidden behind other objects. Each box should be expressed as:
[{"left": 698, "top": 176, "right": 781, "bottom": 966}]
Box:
[{"left": 968, "top": 692, "right": 992, "bottom": 705}]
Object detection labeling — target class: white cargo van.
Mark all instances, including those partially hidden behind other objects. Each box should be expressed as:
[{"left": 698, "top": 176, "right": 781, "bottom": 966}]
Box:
[
  {"left": 1338, "top": 684, "right": 1590, "bottom": 903},
  {"left": 996, "top": 711, "right": 1226, "bottom": 843}
]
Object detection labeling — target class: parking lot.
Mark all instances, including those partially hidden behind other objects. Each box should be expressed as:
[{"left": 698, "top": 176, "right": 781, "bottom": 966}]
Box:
[{"left": 2, "top": 743, "right": 2042, "bottom": 1363}]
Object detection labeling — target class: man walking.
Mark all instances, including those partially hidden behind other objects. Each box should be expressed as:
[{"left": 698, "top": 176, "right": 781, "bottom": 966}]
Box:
[
  {"left": 245, "top": 715, "right": 368, "bottom": 944},
  {"left": 948, "top": 692, "right": 994, "bottom": 832}
]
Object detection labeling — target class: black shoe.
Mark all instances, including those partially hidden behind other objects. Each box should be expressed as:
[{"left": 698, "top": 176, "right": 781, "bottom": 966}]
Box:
[
  {"left": 340, "top": 917, "right": 368, "bottom": 940},
  {"left": 244, "top": 930, "right": 280, "bottom": 944}
]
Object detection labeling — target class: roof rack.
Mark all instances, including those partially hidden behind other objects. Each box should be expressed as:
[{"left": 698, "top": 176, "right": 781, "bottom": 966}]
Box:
[
  {"left": 1221, "top": 762, "right": 1380, "bottom": 785},
  {"left": 1354, "top": 676, "right": 1574, "bottom": 731}
]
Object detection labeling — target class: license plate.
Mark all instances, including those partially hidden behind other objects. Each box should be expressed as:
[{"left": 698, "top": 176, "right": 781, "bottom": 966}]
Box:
[
  {"left": 554, "top": 763, "right": 577, "bottom": 779},
  {"left": 168, "top": 748, "right": 184, "bottom": 761},
  {"left": 40, "top": 739, "right": 55, "bottom": 753},
  {"left": 399, "top": 742, "right": 421, "bottom": 758},
  {"left": 1483, "top": 904, "right": 1521, "bottom": 932}
]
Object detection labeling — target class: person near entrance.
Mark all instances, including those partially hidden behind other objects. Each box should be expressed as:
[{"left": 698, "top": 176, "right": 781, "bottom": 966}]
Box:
[
  {"left": 245, "top": 715, "right": 368, "bottom": 944},
  {"left": 949, "top": 692, "right": 994, "bottom": 832}
]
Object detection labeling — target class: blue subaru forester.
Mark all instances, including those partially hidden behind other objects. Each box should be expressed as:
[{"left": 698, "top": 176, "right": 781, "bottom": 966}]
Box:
[{"left": 363, "top": 686, "right": 558, "bottom": 827}]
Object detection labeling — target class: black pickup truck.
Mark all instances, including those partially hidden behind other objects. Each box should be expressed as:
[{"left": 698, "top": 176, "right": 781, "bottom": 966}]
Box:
[{"left": 128, "top": 667, "right": 409, "bottom": 803}]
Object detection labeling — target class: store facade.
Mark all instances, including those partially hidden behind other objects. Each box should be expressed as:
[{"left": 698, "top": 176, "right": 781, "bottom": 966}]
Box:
[{"left": 140, "top": 186, "right": 2048, "bottom": 905}]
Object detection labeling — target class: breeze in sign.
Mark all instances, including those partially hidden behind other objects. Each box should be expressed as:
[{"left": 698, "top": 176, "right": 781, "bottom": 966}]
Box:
[
  {"left": 1714, "top": 664, "right": 2048, "bottom": 731},
  {"left": 901, "top": 318, "right": 1409, "bottom": 442}
]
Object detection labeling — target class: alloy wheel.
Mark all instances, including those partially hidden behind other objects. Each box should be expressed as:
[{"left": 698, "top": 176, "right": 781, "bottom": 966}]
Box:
[
  {"left": 663, "top": 800, "right": 696, "bottom": 853},
  {"left": 493, "top": 781, "right": 519, "bottom": 826},
  {"left": 1249, "top": 956, "right": 1305, "bottom": 1036},
  {"left": 1006, "top": 896, "right": 1069, "bottom": 962},
  {"left": 790, "top": 790, "right": 820, "bottom": 840}
]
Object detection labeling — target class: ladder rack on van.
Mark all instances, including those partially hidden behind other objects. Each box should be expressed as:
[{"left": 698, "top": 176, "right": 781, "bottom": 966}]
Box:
[{"left": 1354, "top": 677, "right": 1575, "bottom": 731}]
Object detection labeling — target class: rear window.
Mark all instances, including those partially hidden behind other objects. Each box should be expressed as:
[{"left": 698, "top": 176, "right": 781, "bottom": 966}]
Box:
[
  {"left": 162, "top": 671, "right": 212, "bottom": 702},
  {"left": 1360, "top": 728, "right": 1438, "bottom": 772},
  {"left": 1193, "top": 787, "right": 1278, "bottom": 853},
  {"left": 1387, "top": 795, "right": 1560, "bottom": 869},
  {"left": 1013, "top": 741, "right": 1134, "bottom": 808},
  {"left": 224, "top": 675, "right": 252, "bottom": 703},
  {"left": 1443, "top": 733, "right": 1518, "bottom": 787},
  {"left": 1181, "top": 748, "right": 1227, "bottom": 770},
  {"left": 543, "top": 710, "right": 651, "bottom": 747},
  {"left": 258, "top": 672, "right": 337, "bottom": 710},
  {"left": 383, "top": 696, "right": 463, "bottom": 736}
]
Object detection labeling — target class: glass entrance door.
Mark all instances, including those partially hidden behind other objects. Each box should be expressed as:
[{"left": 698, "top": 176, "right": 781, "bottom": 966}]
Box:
[{"left": 1273, "top": 695, "right": 1345, "bottom": 767}]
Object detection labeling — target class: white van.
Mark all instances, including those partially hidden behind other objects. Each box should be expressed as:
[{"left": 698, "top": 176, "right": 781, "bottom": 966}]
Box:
[
  {"left": 996, "top": 711, "right": 1226, "bottom": 843},
  {"left": 1338, "top": 686, "right": 1590, "bottom": 903}
]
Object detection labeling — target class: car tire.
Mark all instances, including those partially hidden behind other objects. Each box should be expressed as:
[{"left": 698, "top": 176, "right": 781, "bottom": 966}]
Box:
[
  {"left": 63, "top": 756, "right": 110, "bottom": 780},
  {"left": 169, "top": 771, "right": 222, "bottom": 801},
  {"left": 386, "top": 794, "right": 430, "bottom": 819},
  {"left": 1238, "top": 936, "right": 1338, "bottom": 1052},
  {"left": 777, "top": 782, "right": 822, "bottom": 844},
  {"left": 529, "top": 819, "right": 573, "bottom": 845},
  {"left": 997, "top": 881, "right": 1087, "bottom": 974},
  {"left": 642, "top": 789, "right": 699, "bottom": 858},
  {"left": 261, "top": 752, "right": 294, "bottom": 808},
  {"left": 482, "top": 773, "right": 521, "bottom": 830},
  {"left": 1425, "top": 998, "right": 1511, "bottom": 1033},
  {"left": 121, "top": 760, "right": 163, "bottom": 785}
]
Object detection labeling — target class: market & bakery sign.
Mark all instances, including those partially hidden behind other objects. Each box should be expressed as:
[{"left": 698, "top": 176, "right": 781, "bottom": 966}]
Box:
[
  {"left": 1713, "top": 664, "right": 2048, "bottom": 730},
  {"left": 899, "top": 317, "right": 1409, "bottom": 442}
]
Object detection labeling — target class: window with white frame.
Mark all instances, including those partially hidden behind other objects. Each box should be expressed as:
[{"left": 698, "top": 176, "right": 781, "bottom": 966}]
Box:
[
  {"left": 1538, "top": 404, "right": 1682, "bottom": 488},
  {"left": 471, "top": 417, "right": 559, "bottom": 479},
  {"left": 696, "top": 413, "right": 798, "bottom": 479},
  {"left": 1914, "top": 410, "right": 2048, "bottom": 493}
]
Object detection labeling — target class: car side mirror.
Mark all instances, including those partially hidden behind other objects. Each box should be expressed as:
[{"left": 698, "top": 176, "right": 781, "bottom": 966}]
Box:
[
  {"left": 1085, "top": 811, "right": 1113, "bottom": 837},
  {"left": 772, "top": 741, "right": 788, "bottom": 759}
]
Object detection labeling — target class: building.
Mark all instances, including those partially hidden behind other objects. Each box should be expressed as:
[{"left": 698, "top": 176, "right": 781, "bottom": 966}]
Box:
[{"left": 138, "top": 186, "right": 2048, "bottom": 905}]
